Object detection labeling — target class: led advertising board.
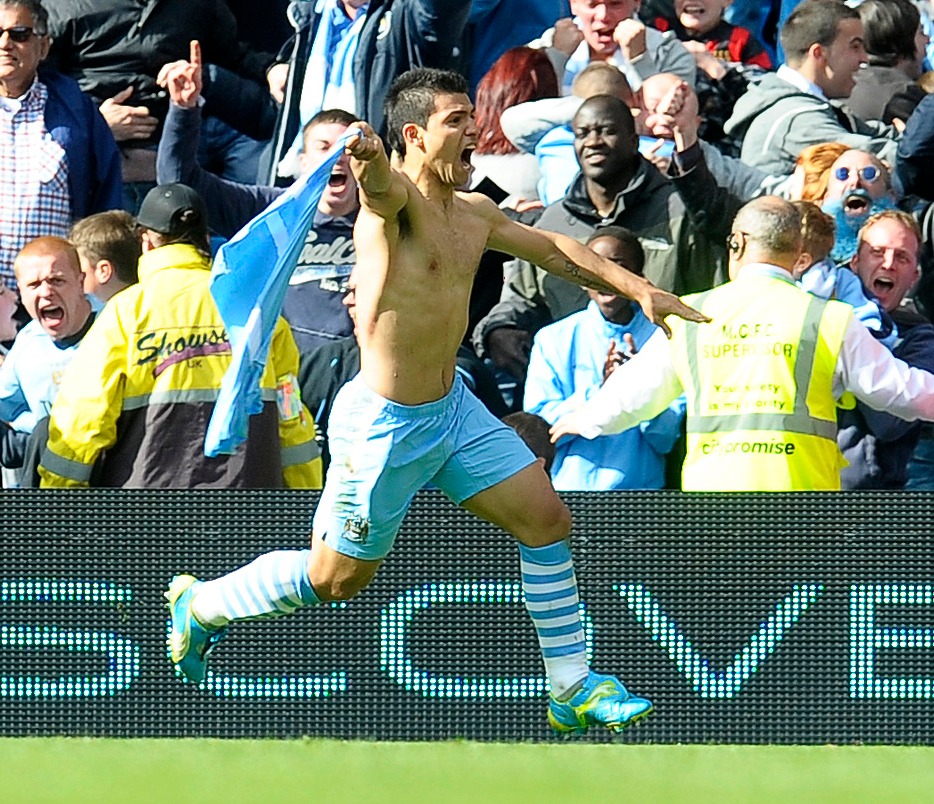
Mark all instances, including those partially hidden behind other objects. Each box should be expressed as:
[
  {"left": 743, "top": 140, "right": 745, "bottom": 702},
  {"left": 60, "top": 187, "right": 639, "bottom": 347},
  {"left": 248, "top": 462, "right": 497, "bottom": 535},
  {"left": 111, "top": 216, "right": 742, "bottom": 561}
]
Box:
[{"left": 1, "top": 491, "right": 931, "bottom": 742}]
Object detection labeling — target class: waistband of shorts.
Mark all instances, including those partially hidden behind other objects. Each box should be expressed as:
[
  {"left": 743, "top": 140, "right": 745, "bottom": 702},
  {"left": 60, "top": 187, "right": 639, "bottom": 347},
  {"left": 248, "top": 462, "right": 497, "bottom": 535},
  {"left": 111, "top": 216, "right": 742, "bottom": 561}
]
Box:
[{"left": 351, "top": 373, "right": 463, "bottom": 420}]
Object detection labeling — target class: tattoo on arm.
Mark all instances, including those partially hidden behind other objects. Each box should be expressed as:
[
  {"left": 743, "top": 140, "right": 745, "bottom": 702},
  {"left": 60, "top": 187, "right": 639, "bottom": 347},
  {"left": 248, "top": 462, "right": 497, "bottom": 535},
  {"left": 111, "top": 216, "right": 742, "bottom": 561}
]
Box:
[{"left": 564, "top": 261, "right": 616, "bottom": 294}]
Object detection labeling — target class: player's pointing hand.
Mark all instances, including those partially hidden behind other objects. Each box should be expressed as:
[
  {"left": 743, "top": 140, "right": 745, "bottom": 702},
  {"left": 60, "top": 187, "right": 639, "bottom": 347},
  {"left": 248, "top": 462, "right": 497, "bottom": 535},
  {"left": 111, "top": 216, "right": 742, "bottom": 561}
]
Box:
[{"left": 636, "top": 285, "right": 711, "bottom": 338}]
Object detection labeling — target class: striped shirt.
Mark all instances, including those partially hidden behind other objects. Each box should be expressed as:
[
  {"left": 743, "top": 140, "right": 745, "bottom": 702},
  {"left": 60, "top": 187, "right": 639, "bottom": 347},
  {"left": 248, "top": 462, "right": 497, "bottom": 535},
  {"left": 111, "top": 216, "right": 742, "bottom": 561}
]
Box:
[{"left": 0, "top": 79, "right": 71, "bottom": 291}]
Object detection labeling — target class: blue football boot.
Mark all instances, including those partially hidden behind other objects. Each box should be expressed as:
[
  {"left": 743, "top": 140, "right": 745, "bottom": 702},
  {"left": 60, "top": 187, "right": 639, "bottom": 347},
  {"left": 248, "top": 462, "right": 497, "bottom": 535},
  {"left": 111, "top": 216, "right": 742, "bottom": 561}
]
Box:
[
  {"left": 165, "top": 574, "right": 227, "bottom": 683},
  {"left": 548, "top": 671, "right": 653, "bottom": 734}
]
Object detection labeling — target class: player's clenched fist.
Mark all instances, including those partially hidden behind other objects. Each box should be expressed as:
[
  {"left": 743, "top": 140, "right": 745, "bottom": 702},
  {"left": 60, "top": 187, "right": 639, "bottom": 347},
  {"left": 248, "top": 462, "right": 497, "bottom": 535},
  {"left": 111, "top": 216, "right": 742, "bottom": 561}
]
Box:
[{"left": 346, "top": 122, "right": 384, "bottom": 162}]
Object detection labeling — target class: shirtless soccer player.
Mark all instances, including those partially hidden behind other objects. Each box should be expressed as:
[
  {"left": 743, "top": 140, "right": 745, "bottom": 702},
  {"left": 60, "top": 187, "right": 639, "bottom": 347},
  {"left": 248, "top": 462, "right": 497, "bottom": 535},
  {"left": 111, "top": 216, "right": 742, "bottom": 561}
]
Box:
[{"left": 167, "top": 68, "right": 706, "bottom": 734}]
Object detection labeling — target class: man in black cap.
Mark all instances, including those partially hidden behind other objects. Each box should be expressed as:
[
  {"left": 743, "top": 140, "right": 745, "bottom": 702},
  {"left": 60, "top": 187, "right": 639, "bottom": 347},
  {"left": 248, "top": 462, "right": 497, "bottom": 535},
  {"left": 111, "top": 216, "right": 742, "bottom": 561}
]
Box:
[
  {"left": 134, "top": 182, "right": 214, "bottom": 257},
  {"left": 39, "top": 183, "right": 323, "bottom": 489}
]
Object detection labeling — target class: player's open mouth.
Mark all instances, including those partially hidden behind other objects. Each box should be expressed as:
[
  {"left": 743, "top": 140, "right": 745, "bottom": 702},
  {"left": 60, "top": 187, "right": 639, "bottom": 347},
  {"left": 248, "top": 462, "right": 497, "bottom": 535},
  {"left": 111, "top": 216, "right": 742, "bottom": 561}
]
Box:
[
  {"left": 682, "top": 4, "right": 709, "bottom": 17},
  {"left": 843, "top": 192, "right": 870, "bottom": 215},
  {"left": 460, "top": 147, "right": 474, "bottom": 168}
]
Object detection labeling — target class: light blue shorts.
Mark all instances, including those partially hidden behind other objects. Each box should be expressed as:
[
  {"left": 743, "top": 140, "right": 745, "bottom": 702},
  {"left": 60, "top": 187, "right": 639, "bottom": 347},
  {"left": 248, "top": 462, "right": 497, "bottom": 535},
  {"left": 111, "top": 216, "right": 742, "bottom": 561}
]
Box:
[{"left": 312, "top": 374, "right": 536, "bottom": 560}]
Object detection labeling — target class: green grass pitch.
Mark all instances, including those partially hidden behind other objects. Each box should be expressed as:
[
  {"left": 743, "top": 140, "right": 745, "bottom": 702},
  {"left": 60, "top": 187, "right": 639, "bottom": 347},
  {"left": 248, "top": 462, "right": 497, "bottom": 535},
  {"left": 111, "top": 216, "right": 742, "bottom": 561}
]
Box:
[{"left": 1, "top": 740, "right": 933, "bottom": 803}]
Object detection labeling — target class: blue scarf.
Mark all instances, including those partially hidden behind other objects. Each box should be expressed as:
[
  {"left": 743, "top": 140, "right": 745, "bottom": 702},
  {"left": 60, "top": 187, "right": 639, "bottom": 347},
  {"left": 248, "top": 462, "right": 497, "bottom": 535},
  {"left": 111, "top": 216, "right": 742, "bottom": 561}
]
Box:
[{"left": 279, "top": 0, "right": 368, "bottom": 176}]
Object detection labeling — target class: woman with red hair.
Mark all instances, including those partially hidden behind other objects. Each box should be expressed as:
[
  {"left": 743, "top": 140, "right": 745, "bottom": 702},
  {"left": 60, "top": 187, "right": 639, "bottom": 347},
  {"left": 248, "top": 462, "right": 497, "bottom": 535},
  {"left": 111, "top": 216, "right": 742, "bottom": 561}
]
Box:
[{"left": 471, "top": 46, "right": 559, "bottom": 207}]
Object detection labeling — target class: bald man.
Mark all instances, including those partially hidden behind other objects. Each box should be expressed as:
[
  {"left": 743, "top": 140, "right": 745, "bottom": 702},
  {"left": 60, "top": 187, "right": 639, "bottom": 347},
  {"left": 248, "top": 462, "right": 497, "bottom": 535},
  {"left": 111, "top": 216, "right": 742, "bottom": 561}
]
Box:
[
  {"left": 552, "top": 196, "right": 934, "bottom": 491},
  {"left": 0, "top": 237, "right": 94, "bottom": 482}
]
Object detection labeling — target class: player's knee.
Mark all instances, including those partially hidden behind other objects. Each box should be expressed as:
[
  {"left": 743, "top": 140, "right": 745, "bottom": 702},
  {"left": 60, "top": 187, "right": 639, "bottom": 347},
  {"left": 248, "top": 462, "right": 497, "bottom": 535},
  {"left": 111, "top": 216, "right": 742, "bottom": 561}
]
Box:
[
  {"left": 515, "top": 498, "right": 572, "bottom": 546},
  {"left": 309, "top": 572, "right": 364, "bottom": 602},
  {"left": 308, "top": 563, "right": 375, "bottom": 602},
  {"left": 548, "top": 501, "right": 573, "bottom": 541}
]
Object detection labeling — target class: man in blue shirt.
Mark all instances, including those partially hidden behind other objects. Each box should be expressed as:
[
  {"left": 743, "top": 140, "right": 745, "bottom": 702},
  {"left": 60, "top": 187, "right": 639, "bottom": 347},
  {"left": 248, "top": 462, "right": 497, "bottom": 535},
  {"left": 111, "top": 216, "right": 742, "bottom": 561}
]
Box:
[
  {"left": 525, "top": 226, "right": 684, "bottom": 489},
  {"left": 0, "top": 236, "right": 93, "bottom": 482}
]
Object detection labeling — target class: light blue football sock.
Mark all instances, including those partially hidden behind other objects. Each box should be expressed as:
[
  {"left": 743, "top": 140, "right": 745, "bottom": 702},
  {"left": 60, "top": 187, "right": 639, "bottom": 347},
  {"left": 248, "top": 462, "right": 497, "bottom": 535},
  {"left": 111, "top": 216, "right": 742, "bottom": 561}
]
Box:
[
  {"left": 519, "top": 540, "right": 589, "bottom": 699},
  {"left": 191, "top": 549, "right": 321, "bottom": 627}
]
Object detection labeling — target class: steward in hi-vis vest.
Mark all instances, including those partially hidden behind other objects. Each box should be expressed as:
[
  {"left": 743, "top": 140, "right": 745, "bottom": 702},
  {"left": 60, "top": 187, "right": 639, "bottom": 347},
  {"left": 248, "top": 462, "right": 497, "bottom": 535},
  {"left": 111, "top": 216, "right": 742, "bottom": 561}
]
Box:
[
  {"left": 670, "top": 268, "right": 852, "bottom": 490},
  {"left": 550, "top": 197, "right": 934, "bottom": 491}
]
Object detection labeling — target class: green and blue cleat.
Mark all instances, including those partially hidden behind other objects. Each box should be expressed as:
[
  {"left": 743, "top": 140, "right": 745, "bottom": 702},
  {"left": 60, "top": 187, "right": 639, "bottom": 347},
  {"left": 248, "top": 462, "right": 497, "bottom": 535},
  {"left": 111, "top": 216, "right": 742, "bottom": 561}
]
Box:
[
  {"left": 548, "top": 671, "right": 653, "bottom": 734},
  {"left": 165, "top": 574, "right": 227, "bottom": 683}
]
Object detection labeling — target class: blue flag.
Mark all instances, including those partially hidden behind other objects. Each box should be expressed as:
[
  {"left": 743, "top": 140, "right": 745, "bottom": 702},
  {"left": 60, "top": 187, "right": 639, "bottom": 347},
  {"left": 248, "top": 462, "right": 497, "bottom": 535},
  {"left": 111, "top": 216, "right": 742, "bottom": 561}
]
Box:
[{"left": 204, "top": 129, "right": 360, "bottom": 457}]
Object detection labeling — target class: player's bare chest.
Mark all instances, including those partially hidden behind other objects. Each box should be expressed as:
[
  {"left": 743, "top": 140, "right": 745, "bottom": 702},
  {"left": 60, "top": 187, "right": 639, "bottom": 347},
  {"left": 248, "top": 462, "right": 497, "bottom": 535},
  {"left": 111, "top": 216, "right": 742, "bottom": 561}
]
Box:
[{"left": 400, "top": 203, "right": 487, "bottom": 272}]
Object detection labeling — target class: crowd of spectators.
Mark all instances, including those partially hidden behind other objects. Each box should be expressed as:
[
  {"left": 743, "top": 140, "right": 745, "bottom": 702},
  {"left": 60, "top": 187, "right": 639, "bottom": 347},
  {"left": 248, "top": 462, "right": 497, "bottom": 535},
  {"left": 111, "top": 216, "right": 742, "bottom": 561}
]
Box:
[{"left": 5, "top": 0, "right": 934, "bottom": 491}]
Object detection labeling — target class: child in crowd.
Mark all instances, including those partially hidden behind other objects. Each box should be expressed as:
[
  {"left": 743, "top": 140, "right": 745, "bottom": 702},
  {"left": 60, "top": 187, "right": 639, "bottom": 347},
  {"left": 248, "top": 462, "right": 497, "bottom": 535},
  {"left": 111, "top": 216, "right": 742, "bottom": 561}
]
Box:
[
  {"left": 524, "top": 227, "right": 684, "bottom": 491},
  {"left": 653, "top": 0, "right": 773, "bottom": 153},
  {"left": 69, "top": 211, "right": 141, "bottom": 305},
  {"left": 654, "top": 0, "right": 773, "bottom": 69},
  {"left": 502, "top": 411, "right": 556, "bottom": 476},
  {"left": 792, "top": 201, "right": 897, "bottom": 350}
]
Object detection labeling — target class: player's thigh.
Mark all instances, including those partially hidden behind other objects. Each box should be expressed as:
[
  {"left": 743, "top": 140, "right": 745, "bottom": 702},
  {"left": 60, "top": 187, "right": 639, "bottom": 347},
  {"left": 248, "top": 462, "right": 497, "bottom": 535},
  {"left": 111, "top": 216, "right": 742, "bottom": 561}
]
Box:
[
  {"left": 460, "top": 461, "right": 572, "bottom": 547},
  {"left": 308, "top": 533, "right": 382, "bottom": 601},
  {"left": 432, "top": 382, "right": 539, "bottom": 506},
  {"left": 314, "top": 376, "right": 445, "bottom": 560}
]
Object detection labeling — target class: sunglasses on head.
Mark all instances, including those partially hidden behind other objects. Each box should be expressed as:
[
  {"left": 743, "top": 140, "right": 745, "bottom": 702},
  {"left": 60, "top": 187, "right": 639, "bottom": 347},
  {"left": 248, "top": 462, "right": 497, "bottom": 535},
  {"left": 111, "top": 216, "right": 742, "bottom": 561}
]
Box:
[
  {"left": 834, "top": 165, "right": 881, "bottom": 183},
  {"left": 0, "top": 26, "right": 39, "bottom": 43}
]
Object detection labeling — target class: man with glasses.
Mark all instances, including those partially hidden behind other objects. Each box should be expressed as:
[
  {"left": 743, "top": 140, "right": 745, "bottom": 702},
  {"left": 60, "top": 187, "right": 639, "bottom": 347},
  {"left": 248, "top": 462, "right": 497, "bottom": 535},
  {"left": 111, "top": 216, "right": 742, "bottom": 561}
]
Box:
[
  {"left": 820, "top": 148, "right": 899, "bottom": 263},
  {"left": 551, "top": 196, "right": 934, "bottom": 491},
  {"left": 0, "top": 0, "right": 121, "bottom": 292}
]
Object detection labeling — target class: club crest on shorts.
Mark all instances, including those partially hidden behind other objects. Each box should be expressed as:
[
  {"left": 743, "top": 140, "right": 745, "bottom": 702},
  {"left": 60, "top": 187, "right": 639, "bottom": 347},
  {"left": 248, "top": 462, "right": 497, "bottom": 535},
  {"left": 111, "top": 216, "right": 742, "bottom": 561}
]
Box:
[{"left": 343, "top": 513, "right": 370, "bottom": 543}]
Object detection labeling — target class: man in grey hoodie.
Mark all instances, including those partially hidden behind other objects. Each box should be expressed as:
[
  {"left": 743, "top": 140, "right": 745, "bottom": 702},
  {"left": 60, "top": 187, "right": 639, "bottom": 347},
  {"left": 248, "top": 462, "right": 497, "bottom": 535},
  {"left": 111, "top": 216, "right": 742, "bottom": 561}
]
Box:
[{"left": 724, "top": 0, "right": 898, "bottom": 176}]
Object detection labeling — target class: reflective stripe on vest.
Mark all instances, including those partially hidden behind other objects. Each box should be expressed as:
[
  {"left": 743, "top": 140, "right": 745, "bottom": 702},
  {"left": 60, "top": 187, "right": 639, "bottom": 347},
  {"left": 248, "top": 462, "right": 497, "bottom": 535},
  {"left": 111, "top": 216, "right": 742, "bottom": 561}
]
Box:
[{"left": 683, "top": 291, "right": 837, "bottom": 443}]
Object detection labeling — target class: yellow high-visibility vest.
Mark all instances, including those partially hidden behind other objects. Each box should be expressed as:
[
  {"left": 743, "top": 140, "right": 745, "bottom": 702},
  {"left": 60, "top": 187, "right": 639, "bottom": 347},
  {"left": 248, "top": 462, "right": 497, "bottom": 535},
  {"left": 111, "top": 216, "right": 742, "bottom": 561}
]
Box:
[{"left": 669, "top": 271, "right": 852, "bottom": 491}]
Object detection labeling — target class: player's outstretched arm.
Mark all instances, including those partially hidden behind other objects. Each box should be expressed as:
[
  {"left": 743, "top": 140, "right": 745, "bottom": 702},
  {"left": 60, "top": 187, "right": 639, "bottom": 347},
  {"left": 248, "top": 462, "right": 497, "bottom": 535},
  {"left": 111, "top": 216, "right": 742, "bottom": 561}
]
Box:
[
  {"left": 541, "top": 230, "right": 710, "bottom": 337},
  {"left": 347, "top": 122, "right": 409, "bottom": 217},
  {"left": 482, "top": 203, "right": 709, "bottom": 336}
]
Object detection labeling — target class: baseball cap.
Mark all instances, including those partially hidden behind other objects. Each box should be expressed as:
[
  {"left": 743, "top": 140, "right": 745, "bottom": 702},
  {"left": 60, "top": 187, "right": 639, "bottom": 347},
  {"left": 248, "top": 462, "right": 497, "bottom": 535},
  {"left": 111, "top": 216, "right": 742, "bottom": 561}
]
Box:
[{"left": 135, "top": 183, "right": 206, "bottom": 236}]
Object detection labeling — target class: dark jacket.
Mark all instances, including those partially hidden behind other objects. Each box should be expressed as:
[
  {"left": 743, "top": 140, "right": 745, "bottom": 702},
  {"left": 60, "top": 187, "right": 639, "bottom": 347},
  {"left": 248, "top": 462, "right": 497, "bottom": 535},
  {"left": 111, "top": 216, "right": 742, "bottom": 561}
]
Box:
[
  {"left": 848, "top": 65, "right": 926, "bottom": 128},
  {"left": 158, "top": 101, "right": 356, "bottom": 352},
  {"left": 473, "top": 157, "right": 729, "bottom": 356},
  {"left": 45, "top": 0, "right": 275, "bottom": 141},
  {"left": 895, "top": 92, "right": 934, "bottom": 201},
  {"left": 40, "top": 69, "right": 123, "bottom": 219},
  {"left": 269, "top": 0, "right": 470, "bottom": 176},
  {"left": 838, "top": 306, "right": 934, "bottom": 488}
]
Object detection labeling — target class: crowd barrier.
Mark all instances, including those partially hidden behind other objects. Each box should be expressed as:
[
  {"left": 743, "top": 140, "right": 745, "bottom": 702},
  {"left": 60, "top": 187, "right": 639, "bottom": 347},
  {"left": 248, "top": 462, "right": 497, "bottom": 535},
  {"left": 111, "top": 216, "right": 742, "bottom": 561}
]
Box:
[{"left": 1, "top": 490, "right": 932, "bottom": 743}]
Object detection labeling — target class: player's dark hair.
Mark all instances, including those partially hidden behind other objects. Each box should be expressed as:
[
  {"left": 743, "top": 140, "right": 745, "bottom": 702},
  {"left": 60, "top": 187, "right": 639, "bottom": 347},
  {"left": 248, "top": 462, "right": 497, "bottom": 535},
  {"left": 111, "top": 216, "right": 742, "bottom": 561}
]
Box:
[
  {"left": 780, "top": 0, "right": 860, "bottom": 67},
  {"left": 858, "top": 0, "right": 922, "bottom": 67},
  {"left": 384, "top": 68, "right": 469, "bottom": 156}
]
